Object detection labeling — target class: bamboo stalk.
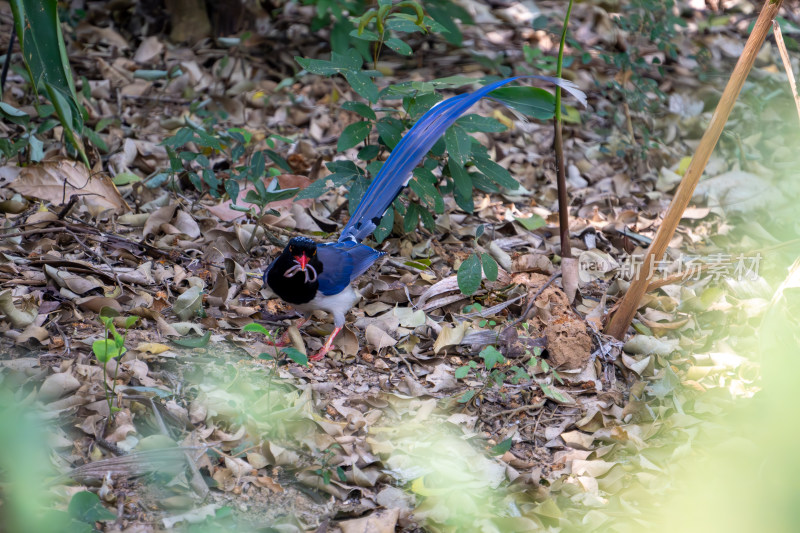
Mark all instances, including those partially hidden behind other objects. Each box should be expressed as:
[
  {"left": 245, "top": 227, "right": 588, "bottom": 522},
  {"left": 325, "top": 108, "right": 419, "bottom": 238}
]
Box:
[{"left": 604, "top": 0, "right": 784, "bottom": 340}]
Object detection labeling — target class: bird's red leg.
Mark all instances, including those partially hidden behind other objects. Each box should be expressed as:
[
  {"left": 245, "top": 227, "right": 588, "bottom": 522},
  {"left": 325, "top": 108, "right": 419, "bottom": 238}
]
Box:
[
  {"left": 266, "top": 317, "right": 308, "bottom": 347},
  {"left": 309, "top": 326, "right": 342, "bottom": 362}
]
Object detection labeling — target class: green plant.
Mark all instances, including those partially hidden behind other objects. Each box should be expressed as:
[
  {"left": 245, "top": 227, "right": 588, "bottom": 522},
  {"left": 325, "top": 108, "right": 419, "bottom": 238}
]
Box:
[
  {"left": 456, "top": 224, "right": 498, "bottom": 296},
  {"left": 159, "top": 107, "right": 291, "bottom": 197},
  {"left": 353, "top": 0, "right": 433, "bottom": 68},
  {"left": 313, "top": 444, "right": 347, "bottom": 485},
  {"left": 295, "top": 75, "right": 559, "bottom": 244},
  {"left": 243, "top": 323, "right": 308, "bottom": 412},
  {"left": 10, "top": 0, "right": 89, "bottom": 166},
  {"left": 92, "top": 312, "right": 137, "bottom": 416},
  {"left": 294, "top": 1, "right": 566, "bottom": 250},
  {"left": 0, "top": 102, "right": 47, "bottom": 163},
  {"left": 455, "top": 339, "right": 567, "bottom": 405},
  {"left": 608, "top": 0, "right": 686, "bottom": 111}
]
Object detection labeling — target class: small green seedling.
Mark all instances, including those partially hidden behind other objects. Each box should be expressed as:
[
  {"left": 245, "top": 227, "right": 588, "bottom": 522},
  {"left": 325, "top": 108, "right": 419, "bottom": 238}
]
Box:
[{"left": 92, "top": 313, "right": 138, "bottom": 416}]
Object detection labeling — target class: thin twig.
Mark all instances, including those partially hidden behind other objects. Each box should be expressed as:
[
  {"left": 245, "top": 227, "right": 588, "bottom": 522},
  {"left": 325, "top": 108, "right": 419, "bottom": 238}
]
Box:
[
  {"left": 772, "top": 20, "right": 800, "bottom": 125},
  {"left": 392, "top": 346, "right": 418, "bottom": 380},
  {"left": 511, "top": 271, "right": 562, "bottom": 327},
  {"left": 486, "top": 404, "right": 541, "bottom": 420},
  {"left": 64, "top": 228, "right": 125, "bottom": 295}
]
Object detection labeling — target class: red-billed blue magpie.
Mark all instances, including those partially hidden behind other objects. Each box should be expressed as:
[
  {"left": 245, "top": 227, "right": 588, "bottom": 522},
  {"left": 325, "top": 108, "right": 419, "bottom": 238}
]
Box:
[{"left": 263, "top": 76, "right": 585, "bottom": 361}]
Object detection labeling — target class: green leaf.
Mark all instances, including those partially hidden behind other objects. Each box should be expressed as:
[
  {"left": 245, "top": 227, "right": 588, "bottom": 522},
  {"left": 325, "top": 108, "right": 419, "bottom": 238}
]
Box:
[
  {"left": 344, "top": 70, "right": 379, "bottom": 104},
  {"left": 456, "top": 114, "right": 506, "bottom": 133},
  {"left": 489, "top": 87, "right": 556, "bottom": 120},
  {"left": 426, "top": 2, "right": 466, "bottom": 45},
  {"left": 28, "top": 134, "right": 43, "bottom": 161},
  {"left": 479, "top": 345, "right": 505, "bottom": 370},
  {"left": 265, "top": 149, "right": 292, "bottom": 173},
  {"left": 457, "top": 253, "right": 482, "bottom": 296},
  {"left": 444, "top": 124, "right": 472, "bottom": 167},
  {"left": 472, "top": 155, "right": 517, "bottom": 189},
  {"left": 92, "top": 339, "right": 119, "bottom": 363},
  {"left": 170, "top": 331, "right": 212, "bottom": 348},
  {"left": 0, "top": 102, "right": 30, "bottom": 125},
  {"left": 385, "top": 37, "right": 413, "bottom": 56},
  {"left": 457, "top": 389, "right": 476, "bottom": 404},
  {"left": 404, "top": 203, "right": 421, "bottom": 233},
  {"left": 68, "top": 491, "right": 116, "bottom": 523},
  {"left": 374, "top": 207, "right": 394, "bottom": 244},
  {"left": 455, "top": 366, "right": 470, "bottom": 379},
  {"left": 82, "top": 126, "right": 107, "bottom": 152},
  {"left": 347, "top": 175, "right": 370, "bottom": 215},
  {"left": 341, "top": 101, "right": 376, "bottom": 120},
  {"left": 296, "top": 173, "right": 349, "bottom": 200},
  {"left": 228, "top": 127, "right": 253, "bottom": 144},
  {"left": 410, "top": 171, "right": 444, "bottom": 213},
  {"left": 243, "top": 187, "right": 299, "bottom": 208},
  {"left": 358, "top": 144, "right": 380, "bottom": 161},
  {"left": 225, "top": 180, "right": 240, "bottom": 204},
  {"left": 9, "top": 0, "right": 87, "bottom": 165},
  {"left": 249, "top": 150, "right": 266, "bottom": 180},
  {"left": 489, "top": 438, "right": 513, "bottom": 456},
  {"left": 281, "top": 347, "right": 308, "bottom": 366},
  {"left": 515, "top": 214, "right": 546, "bottom": 231},
  {"left": 376, "top": 117, "right": 404, "bottom": 149},
  {"left": 111, "top": 172, "right": 141, "bottom": 186},
  {"left": 338, "top": 121, "right": 372, "bottom": 151},
  {"left": 539, "top": 381, "right": 569, "bottom": 403},
  {"left": 404, "top": 91, "right": 442, "bottom": 120},
  {"left": 349, "top": 28, "right": 381, "bottom": 41},
  {"left": 385, "top": 17, "right": 425, "bottom": 33},
  {"left": 449, "top": 160, "right": 473, "bottom": 213},
  {"left": 481, "top": 253, "right": 498, "bottom": 281},
  {"left": 11, "top": 0, "right": 78, "bottom": 101},
  {"left": 46, "top": 83, "right": 87, "bottom": 165},
  {"left": 294, "top": 56, "right": 338, "bottom": 75},
  {"left": 471, "top": 172, "right": 499, "bottom": 194},
  {"left": 133, "top": 69, "right": 169, "bottom": 80}
]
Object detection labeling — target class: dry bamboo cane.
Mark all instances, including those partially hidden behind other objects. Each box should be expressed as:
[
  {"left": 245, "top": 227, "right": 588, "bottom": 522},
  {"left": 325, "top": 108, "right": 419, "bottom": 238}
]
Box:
[{"left": 604, "top": 0, "right": 785, "bottom": 340}]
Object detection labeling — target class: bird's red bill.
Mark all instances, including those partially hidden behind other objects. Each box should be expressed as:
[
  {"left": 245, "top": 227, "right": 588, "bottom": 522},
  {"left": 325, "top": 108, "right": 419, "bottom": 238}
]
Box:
[{"left": 295, "top": 253, "right": 309, "bottom": 270}]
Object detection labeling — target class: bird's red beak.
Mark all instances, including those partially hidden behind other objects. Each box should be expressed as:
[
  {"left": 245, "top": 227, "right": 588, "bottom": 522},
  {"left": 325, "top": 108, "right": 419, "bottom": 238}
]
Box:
[{"left": 295, "top": 252, "right": 309, "bottom": 271}]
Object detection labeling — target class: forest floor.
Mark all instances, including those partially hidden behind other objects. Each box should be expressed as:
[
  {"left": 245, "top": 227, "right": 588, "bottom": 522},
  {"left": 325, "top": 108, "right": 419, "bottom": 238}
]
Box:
[{"left": 0, "top": 0, "right": 799, "bottom": 531}]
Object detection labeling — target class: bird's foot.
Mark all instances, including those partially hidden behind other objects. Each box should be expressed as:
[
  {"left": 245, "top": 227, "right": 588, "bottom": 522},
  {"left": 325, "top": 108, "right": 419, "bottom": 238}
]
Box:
[{"left": 309, "top": 326, "right": 342, "bottom": 362}]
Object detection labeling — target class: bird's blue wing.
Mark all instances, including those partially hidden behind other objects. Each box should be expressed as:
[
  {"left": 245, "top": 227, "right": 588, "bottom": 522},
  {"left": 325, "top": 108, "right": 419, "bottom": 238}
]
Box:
[
  {"left": 316, "top": 242, "right": 384, "bottom": 295},
  {"left": 338, "top": 75, "right": 587, "bottom": 244}
]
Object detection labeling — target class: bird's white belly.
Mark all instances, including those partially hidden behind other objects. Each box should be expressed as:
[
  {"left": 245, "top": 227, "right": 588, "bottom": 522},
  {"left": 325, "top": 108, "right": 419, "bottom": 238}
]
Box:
[{"left": 294, "top": 285, "right": 360, "bottom": 327}]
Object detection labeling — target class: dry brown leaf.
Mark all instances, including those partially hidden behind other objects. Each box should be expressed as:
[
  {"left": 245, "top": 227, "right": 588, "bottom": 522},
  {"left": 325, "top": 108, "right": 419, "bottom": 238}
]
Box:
[
  {"left": 433, "top": 321, "right": 469, "bottom": 354},
  {"left": 11, "top": 160, "right": 128, "bottom": 214},
  {"left": 0, "top": 289, "right": 37, "bottom": 327},
  {"left": 38, "top": 372, "right": 80, "bottom": 403},
  {"left": 365, "top": 324, "right": 397, "bottom": 350}
]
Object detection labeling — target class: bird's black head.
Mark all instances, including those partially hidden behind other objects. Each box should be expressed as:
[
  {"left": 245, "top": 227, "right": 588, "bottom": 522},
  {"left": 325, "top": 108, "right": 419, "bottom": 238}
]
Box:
[
  {"left": 265, "top": 236, "right": 324, "bottom": 304},
  {"left": 286, "top": 236, "right": 317, "bottom": 262}
]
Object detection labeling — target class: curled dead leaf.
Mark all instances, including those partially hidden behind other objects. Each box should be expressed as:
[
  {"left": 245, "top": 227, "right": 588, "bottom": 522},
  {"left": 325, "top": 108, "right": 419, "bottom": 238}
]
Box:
[{"left": 11, "top": 160, "right": 128, "bottom": 214}]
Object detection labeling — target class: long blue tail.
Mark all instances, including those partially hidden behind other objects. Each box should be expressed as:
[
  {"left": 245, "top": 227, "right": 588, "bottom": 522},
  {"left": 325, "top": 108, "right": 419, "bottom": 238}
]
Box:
[{"left": 338, "top": 75, "right": 586, "bottom": 243}]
